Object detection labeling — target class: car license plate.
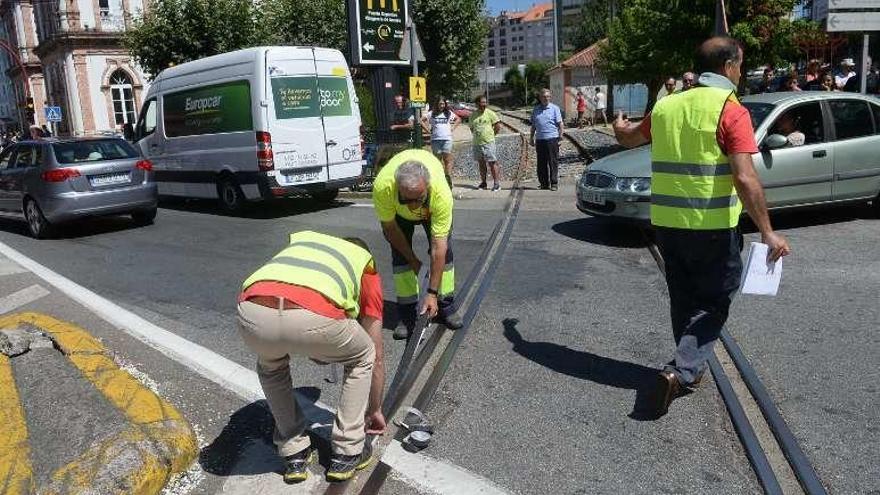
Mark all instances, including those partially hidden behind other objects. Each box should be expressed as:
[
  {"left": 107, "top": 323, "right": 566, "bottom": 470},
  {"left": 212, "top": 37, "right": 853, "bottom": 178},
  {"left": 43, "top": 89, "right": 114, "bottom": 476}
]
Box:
[
  {"left": 281, "top": 167, "right": 322, "bottom": 184},
  {"left": 584, "top": 189, "right": 605, "bottom": 205},
  {"left": 89, "top": 172, "right": 130, "bottom": 187}
]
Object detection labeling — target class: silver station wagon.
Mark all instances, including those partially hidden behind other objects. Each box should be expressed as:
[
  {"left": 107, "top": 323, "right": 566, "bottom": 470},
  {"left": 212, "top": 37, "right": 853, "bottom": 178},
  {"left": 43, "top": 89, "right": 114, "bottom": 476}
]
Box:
[
  {"left": 0, "top": 137, "right": 158, "bottom": 238},
  {"left": 577, "top": 92, "right": 880, "bottom": 222}
]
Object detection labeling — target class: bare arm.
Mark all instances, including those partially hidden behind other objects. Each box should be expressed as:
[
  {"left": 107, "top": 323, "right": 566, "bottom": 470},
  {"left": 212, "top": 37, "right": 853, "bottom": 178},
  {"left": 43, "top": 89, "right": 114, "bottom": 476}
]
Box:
[
  {"left": 359, "top": 314, "right": 385, "bottom": 432},
  {"left": 612, "top": 111, "right": 649, "bottom": 148},
  {"left": 381, "top": 221, "right": 420, "bottom": 272},
  {"left": 729, "top": 152, "right": 791, "bottom": 261},
  {"left": 493, "top": 121, "right": 501, "bottom": 135}
]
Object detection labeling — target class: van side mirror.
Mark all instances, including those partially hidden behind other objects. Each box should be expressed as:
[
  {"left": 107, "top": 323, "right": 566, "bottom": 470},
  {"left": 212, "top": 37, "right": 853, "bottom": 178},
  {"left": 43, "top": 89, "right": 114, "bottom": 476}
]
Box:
[{"left": 763, "top": 134, "right": 788, "bottom": 150}]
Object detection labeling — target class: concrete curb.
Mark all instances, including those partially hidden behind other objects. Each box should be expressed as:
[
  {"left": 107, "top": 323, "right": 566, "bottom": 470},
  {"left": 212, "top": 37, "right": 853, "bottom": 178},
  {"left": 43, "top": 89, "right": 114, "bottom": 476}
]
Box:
[{"left": 0, "top": 312, "right": 197, "bottom": 495}]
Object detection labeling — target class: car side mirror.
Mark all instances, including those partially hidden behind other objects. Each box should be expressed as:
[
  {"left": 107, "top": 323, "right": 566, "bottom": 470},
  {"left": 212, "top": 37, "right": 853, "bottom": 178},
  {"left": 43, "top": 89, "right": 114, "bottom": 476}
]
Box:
[{"left": 763, "top": 134, "right": 788, "bottom": 150}]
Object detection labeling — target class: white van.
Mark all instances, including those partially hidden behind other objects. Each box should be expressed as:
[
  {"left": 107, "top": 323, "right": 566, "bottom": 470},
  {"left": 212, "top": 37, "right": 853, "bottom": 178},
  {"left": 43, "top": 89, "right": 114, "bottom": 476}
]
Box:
[{"left": 134, "top": 46, "right": 365, "bottom": 212}]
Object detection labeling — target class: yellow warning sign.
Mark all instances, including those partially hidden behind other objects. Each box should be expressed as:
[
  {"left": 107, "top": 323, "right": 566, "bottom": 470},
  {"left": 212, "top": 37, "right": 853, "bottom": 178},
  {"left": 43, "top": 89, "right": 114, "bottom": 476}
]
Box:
[{"left": 409, "top": 76, "right": 426, "bottom": 103}]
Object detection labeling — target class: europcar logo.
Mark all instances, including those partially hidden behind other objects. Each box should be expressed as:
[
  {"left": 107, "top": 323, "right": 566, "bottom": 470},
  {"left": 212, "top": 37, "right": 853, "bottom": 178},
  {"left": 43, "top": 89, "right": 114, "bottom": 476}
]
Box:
[
  {"left": 184, "top": 95, "right": 223, "bottom": 113},
  {"left": 320, "top": 89, "right": 345, "bottom": 108}
]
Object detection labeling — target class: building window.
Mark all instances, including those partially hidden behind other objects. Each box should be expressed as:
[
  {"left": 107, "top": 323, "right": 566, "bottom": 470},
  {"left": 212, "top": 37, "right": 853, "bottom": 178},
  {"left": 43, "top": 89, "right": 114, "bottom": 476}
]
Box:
[{"left": 109, "top": 70, "right": 136, "bottom": 126}]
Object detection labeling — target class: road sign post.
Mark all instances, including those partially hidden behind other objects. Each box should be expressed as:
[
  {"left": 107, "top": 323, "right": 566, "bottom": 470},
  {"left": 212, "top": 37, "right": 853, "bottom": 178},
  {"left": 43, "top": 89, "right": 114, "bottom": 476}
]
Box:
[
  {"left": 347, "top": 0, "right": 410, "bottom": 66},
  {"left": 827, "top": 1, "right": 879, "bottom": 94}
]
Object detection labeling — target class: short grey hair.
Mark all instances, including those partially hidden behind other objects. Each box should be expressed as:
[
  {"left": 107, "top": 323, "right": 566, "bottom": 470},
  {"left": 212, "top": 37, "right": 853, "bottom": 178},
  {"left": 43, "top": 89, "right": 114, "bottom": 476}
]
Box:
[{"left": 395, "top": 160, "right": 430, "bottom": 192}]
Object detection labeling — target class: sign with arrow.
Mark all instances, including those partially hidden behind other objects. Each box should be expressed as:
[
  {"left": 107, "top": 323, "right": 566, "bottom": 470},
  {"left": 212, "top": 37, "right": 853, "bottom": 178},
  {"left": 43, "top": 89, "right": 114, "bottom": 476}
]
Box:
[
  {"left": 828, "top": 0, "right": 880, "bottom": 9},
  {"left": 827, "top": 11, "right": 880, "bottom": 31},
  {"left": 409, "top": 76, "right": 426, "bottom": 103},
  {"left": 347, "top": 0, "right": 410, "bottom": 65}
]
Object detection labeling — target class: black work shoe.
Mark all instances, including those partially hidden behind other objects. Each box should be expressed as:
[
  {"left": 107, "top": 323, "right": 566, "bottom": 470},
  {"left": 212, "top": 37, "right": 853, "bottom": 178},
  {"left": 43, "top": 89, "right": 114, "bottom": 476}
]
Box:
[
  {"left": 477, "top": 182, "right": 488, "bottom": 190},
  {"left": 550, "top": 184, "right": 558, "bottom": 191},
  {"left": 326, "top": 450, "right": 373, "bottom": 482},
  {"left": 436, "top": 312, "right": 464, "bottom": 330},
  {"left": 282, "top": 447, "right": 316, "bottom": 484},
  {"left": 393, "top": 323, "right": 412, "bottom": 340},
  {"left": 652, "top": 370, "right": 681, "bottom": 418}
]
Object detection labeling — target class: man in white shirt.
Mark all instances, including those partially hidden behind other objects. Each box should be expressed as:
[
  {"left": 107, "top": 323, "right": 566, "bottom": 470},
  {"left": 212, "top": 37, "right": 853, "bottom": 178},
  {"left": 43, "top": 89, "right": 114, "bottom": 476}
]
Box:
[
  {"left": 835, "top": 59, "right": 856, "bottom": 90},
  {"left": 592, "top": 87, "right": 608, "bottom": 127}
]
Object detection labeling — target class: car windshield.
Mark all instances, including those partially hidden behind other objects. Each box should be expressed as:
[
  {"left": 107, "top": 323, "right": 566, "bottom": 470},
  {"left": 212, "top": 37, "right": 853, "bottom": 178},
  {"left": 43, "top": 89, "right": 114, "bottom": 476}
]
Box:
[
  {"left": 742, "top": 102, "right": 775, "bottom": 130},
  {"left": 52, "top": 140, "right": 139, "bottom": 164}
]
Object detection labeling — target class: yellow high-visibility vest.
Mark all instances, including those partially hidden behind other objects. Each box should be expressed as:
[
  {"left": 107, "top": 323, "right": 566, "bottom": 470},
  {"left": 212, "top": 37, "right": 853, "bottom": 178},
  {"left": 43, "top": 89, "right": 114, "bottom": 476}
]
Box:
[
  {"left": 650, "top": 87, "right": 743, "bottom": 229},
  {"left": 242, "top": 231, "right": 373, "bottom": 318}
]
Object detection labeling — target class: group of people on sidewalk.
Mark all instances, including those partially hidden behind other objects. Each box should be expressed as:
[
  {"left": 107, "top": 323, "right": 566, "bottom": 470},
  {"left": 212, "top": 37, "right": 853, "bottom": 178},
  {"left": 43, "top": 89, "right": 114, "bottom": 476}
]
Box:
[{"left": 234, "top": 35, "right": 791, "bottom": 488}]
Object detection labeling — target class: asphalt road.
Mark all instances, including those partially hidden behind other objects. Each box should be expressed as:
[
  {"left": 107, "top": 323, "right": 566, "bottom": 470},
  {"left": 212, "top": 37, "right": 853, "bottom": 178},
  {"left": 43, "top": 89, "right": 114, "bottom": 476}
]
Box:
[{"left": 1, "top": 182, "right": 877, "bottom": 494}]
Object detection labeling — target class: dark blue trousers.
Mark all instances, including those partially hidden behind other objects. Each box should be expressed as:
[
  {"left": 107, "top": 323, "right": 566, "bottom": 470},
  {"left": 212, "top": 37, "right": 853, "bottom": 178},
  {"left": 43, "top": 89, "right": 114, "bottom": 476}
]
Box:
[{"left": 655, "top": 227, "right": 743, "bottom": 386}]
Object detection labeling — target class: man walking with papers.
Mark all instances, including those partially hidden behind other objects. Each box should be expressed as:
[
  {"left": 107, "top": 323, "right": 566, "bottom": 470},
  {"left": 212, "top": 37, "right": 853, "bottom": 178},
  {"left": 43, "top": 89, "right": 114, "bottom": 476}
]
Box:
[{"left": 612, "top": 36, "right": 791, "bottom": 418}]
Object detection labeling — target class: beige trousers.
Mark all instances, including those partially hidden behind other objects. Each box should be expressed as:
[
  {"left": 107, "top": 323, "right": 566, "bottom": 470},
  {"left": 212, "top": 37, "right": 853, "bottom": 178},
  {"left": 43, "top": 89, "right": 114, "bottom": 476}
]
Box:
[{"left": 236, "top": 300, "right": 375, "bottom": 456}]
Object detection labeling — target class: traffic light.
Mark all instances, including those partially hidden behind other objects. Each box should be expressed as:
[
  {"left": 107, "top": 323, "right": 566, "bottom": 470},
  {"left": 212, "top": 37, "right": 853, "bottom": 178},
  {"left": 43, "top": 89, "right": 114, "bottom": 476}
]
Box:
[{"left": 24, "top": 96, "right": 35, "bottom": 124}]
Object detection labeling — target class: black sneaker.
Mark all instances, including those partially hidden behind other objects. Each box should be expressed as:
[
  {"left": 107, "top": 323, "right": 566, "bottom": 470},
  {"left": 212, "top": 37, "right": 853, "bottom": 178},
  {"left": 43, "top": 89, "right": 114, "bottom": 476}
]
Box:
[
  {"left": 326, "top": 450, "right": 373, "bottom": 482},
  {"left": 282, "top": 447, "right": 316, "bottom": 484},
  {"left": 550, "top": 184, "right": 558, "bottom": 191},
  {"left": 491, "top": 183, "right": 501, "bottom": 191},
  {"left": 477, "top": 182, "right": 488, "bottom": 190},
  {"left": 436, "top": 312, "right": 464, "bottom": 330}
]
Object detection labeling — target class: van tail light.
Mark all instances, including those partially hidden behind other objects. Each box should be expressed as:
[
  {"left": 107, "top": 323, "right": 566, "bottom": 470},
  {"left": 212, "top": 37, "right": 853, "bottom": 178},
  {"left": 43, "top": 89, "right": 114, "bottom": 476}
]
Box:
[
  {"left": 359, "top": 125, "right": 365, "bottom": 158},
  {"left": 41, "top": 168, "right": 81, "bottom": 182},
  {"left": 256, "top": 131, "right": 274, "bottom": 171},
  {"left": 135, "top": 159, "right": 153, "bottom": 171}
]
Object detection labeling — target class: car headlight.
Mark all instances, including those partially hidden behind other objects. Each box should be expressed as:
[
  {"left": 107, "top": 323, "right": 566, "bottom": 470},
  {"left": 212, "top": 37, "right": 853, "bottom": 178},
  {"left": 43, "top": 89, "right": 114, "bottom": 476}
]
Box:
[
  {"left": 632, "top": 177, "right": 651, "bottom": 193},
  {"left": 615, "top": 177, "right": 650, "bottom": 193}
]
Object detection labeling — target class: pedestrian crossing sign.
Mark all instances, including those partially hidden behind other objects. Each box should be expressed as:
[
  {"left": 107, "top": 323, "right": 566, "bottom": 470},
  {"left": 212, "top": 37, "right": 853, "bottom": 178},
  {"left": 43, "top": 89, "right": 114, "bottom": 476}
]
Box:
[
  {"left": 409, "top": 77, "right": 426, "bottom": 103},
  {"left": 44, "top": 106, "right": 62, "bottom": 122}
]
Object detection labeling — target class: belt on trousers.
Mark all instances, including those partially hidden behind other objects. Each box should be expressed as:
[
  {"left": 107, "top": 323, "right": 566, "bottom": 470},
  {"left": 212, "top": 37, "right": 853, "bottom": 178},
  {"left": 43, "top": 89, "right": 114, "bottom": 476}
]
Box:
[{"left": 245, "top": 295, "right": 303, "bottom": 310}]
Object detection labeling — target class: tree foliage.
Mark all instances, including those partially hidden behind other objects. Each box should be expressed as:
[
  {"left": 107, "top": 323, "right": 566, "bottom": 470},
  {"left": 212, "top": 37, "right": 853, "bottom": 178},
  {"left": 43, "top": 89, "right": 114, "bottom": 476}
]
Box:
[
  {"left": 570, "top": 0, "right": 610, "bottom": 52},
  {"left": 124, "top": 0, "right": 262, "bottom": 77},
  {"left": 503, "top": 62, "right": 552, "bottom": 107},
  {"left": 412, "top": 0, "right": 488, "bottom": 100},
  {"left": 597, "top": 0, "right": 821, "bottom": 113},
  {"left": 260, "top": 0, "right": 348, "bottom": 52}
]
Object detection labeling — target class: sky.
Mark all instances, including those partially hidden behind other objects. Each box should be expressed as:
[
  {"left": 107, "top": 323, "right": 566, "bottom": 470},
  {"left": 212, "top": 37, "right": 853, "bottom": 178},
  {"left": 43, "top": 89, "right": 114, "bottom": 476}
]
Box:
[{"left": 486, "top": 0, "right": 538, "bottom": 15}]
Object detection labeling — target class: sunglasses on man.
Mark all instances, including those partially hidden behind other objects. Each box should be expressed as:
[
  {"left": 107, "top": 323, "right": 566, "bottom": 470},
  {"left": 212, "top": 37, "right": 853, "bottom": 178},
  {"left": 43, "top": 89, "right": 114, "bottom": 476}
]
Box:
[{"left": 398, "top": 190, "right": 428, "bottom": 206}]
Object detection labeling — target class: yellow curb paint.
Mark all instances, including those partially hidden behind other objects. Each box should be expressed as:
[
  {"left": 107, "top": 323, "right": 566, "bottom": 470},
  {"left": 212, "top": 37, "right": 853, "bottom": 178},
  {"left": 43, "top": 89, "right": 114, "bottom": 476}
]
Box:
[
  {"left": 0, "top": 354, "right": 35, "bottom": 495},
  {"left": 0, "top": 313, "right": 197, "bottom": 495}
]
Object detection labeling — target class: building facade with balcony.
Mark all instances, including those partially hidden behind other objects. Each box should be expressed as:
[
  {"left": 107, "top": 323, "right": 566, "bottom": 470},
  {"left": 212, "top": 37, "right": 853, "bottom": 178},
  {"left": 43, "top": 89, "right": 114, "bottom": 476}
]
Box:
[
  {"left": 0, "top": 0, "right": 150, "bottom": 136},
  {"left": 1, "top": 0, "right": 46, "bottom": 132},
  {"left": 482, "top": 3, "right": 556, "bottom": 71}
]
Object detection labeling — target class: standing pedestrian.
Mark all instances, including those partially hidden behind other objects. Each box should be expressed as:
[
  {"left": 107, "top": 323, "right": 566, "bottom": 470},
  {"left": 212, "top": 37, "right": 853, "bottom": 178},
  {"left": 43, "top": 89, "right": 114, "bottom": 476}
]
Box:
[
  {"left": 835, "top": 58, "right": 857, "bottom": 90},
  {"left": 804, "top": 60, "right": 820, "bottom": 85},
  {"left": 660, "top": 77, "right": 677, "bottom": 99},
  {"left": 237, "top": 232, "right": 387, "bottom": 483},
  {"left": 372, "top": 148, "right": 463, "bottom": 340},
  {"left": 529, "top": 88, "right": 563, "bottom": 191},
  {"left": 592, "top": 86, "right": 608, "bottom": 126},
  {"left": 470, "top": 95, "right": 502, "bottom": 191},
  {"left": 612, "top": 36, "right": 791, "bottom": 418},
  {"left": 576, "top": 91, "right": 587, "bottom": 127},
  {"left": 758, "top": 67, "right": 774, "bottom": 93},
  {"left": 821, "top": 73, "right": 836, "bottom": 92},
  {"left": 785, "top": 76, "right": 802, "bottom": 92},
  {"left": 422, "top": 96, "right": 459, "bottom": 187},
  {"left": 390, "top": 95, "right": 415, "bottom": 143},
  {"left": 682, "top": 72, "right": 696, "bottom": 91}
]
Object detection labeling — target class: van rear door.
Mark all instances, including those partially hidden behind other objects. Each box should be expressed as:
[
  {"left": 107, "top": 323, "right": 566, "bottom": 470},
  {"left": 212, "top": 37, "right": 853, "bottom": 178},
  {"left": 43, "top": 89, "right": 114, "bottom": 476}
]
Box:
[
  {"left": 265, "top": 48, "right": 330, "bottom": 186},
  {"left": 312, "top": 48, "right": 363, "bottom": 182}
]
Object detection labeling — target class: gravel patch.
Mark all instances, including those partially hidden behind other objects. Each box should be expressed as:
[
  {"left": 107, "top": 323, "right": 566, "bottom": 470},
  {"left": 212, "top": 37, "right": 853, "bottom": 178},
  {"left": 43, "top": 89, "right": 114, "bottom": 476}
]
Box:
[{"left": 450, "top": 134, "right": 525, "bottom": 181}]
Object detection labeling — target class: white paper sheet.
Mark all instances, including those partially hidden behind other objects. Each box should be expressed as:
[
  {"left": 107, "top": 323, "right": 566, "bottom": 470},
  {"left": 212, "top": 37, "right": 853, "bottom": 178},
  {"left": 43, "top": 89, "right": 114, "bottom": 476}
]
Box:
[{"left": 740, "top": 242, "right": 782, "bottom": 296}]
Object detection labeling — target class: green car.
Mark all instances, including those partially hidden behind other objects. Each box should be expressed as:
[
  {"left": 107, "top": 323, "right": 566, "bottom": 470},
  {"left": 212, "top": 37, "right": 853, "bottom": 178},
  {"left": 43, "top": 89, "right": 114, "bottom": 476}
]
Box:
[{"left": 577, "top": 92, "right": 880, "bottom": 222}]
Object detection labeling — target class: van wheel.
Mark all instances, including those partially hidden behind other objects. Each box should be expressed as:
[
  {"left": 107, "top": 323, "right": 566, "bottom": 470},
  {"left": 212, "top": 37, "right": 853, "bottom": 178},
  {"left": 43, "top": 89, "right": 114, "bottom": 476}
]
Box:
[
  {"left": 310, "top": 189, "right": 339, "bottom": 203},
  {"left": 131, "top": 208, "right": 157, "bottom": 226},
  {"left": 872, "top": 192, "right": 880, "bottom": 218},
  {"left": 217, "top": 176, "right": 245, "bottom": 213},
  {"left": 24, "top": 198, "right": 52, "bottom": 239}
]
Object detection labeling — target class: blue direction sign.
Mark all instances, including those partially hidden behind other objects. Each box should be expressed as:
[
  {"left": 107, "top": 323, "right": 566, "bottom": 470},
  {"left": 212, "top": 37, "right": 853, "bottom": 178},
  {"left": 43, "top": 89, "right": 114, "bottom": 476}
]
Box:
[{"left": 44, "top": 106, "right": 62, "bottom": 122}]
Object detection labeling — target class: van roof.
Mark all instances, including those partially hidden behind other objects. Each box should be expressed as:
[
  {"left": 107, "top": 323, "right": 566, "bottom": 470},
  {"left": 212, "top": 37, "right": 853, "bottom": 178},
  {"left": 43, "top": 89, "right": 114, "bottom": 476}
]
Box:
[{"left": 154, "top": 46, "right": 343, "bottom": 82}]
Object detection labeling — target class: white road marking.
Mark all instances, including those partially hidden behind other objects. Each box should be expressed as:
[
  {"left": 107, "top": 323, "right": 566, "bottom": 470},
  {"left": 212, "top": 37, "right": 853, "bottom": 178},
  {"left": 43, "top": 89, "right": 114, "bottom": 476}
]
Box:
[
  {"left": 0, "top": 284, "right": 51, "bottom": 314},
  {"left": 0, "top": 256, "right": 28, "bottom": 276},
  {"left": 0, "top": 240, "right": 512, "bottom": 495},
  {"left": 383, "top": 440, "right": 512, "bottom": 495}
]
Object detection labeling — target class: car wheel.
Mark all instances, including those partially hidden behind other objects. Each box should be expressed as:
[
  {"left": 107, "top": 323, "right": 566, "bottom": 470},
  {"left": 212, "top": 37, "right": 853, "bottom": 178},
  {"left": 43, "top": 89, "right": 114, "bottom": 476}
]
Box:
[
  {"left": 217, "top": 176, "right": 245, "bottom": 214},
  {"left": 131, "top": 208, "right": 157, "bottom": 226},
  {"left": 310, "top": 189, "right": 339, "bottom": 202},
  {"left": 24, "top": 198, "right": 52, "bottom": 239}
]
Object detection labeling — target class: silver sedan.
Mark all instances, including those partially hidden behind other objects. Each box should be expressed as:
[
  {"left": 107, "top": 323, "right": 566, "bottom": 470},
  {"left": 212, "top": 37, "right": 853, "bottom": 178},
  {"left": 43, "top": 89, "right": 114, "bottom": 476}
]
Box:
[{"left": 0, "top": 137, "right": 158, "bottom": 238}]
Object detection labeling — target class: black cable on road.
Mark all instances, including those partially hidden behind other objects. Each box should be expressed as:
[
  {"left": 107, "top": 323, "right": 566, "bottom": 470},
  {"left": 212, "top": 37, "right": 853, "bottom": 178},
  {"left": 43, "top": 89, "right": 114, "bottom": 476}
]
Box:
[{"left": 720, "top": 329, "right": 828, "bottom": 495}]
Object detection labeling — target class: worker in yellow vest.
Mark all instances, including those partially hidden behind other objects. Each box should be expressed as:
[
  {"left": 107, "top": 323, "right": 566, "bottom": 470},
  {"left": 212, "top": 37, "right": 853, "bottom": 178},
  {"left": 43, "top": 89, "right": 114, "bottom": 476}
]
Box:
[
  {"left": 612, "top": 37, "right": 790, "bottom": 418},
  {"left": 372, "top": 149, "right": 463, "bottom": 339},
  {"left": 237, "top": 231, "right": 386, "bottom": 483}
]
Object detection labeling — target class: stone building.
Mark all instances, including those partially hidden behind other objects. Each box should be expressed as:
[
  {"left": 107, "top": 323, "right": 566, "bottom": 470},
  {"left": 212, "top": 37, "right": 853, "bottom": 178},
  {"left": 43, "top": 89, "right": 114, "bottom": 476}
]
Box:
[
  {"left": 0, "top": 0, "right": 150, "bottom": 136},
  {"left": 482, "top": 3, "right": 557, "bottom": 71}
]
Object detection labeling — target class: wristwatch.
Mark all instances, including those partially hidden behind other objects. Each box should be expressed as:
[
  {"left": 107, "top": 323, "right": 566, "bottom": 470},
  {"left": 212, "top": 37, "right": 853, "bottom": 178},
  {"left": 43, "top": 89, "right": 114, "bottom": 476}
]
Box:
[{"left": 427, "top": 288, "right": 439, "bottom": 296}]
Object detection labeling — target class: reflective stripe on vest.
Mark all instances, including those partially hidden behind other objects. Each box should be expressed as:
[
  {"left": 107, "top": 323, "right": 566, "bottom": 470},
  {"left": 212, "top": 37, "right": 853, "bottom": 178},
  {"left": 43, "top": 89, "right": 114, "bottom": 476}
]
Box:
[
  {"left": 649, "top": 87, "right": 743, "bottom": 230},
  {"left": 241, "top": 231, "right": 373, "bottom": 318}
]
